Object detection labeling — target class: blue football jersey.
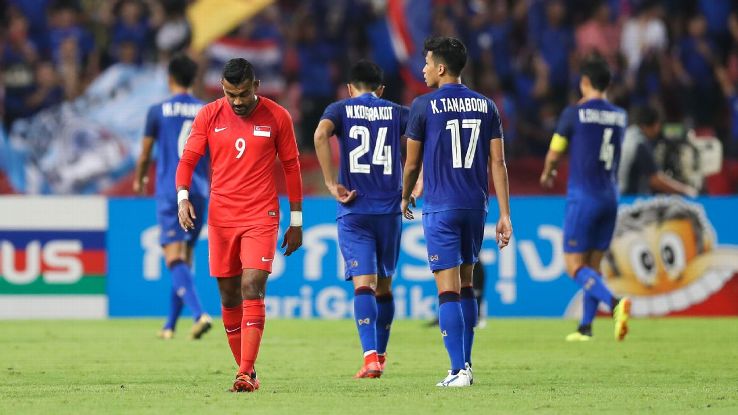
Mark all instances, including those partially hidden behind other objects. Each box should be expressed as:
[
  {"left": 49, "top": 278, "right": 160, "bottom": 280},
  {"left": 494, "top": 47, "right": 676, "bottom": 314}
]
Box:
[
  {"left": 555, "top": 99, "right": 627, "bottom": 199},
  {"left": 405, "top": 83, "right": 503, "bottom": 213},
  {"left": 321, "top": 93, "right": 409, "bottom": 217},
  {"left": 144, "top": 93, "right": 209, "bottom": 199}
]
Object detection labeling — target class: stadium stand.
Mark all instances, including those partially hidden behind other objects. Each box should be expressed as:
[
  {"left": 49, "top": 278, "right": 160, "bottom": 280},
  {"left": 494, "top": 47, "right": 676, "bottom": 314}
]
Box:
[{"left": 1, "top": 0, "right": 737, "bottom": 195}]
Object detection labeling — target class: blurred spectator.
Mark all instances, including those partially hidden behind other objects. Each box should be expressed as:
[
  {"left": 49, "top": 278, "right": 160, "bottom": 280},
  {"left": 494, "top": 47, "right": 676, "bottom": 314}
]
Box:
[
  {"left": 154, "top": 0, "right": 190, "bottom": 56},
  {"left": 717, "top": 66, "right": 738, "bottom": 156},
  {"left": 469, "top": 0, "right": 514, "bottom": 89},
  {"left": 24, "top": 60, "right": 64, "bottom": 112},
  {"left": 619, "top": 106, "right": 698, "bottom": 196},
  {"left": 48, "top": 1, "right": 94, "bottom": 66},
  {"left": 575, "top": 1, "right": 621, "bottom": 66},
  {"left": 7, "top": 0, "right": 52, "bottom": 54},
  {"left": 99, "top": 0, "right": 163, "bottom": 65},
  {"left": 674, "top": 14, "right": 720, "bottom": 128},
  {"left": 2, "top": 12, "right": 38, "bottom": 125},
  {"left": 697, "top": 0, "right": 736, "bottom": 58},
  {"left": 620, "top": 0, "right": 667, "bottom": 76},
  {"left": 533, "top": 0, "right": 574, "bottom": 104},
  {"left": 294, "top": 14, "right": 338, "bottom": 151},
  {"left": 47, "top": 0, "right": 95, "bottom": 98}
]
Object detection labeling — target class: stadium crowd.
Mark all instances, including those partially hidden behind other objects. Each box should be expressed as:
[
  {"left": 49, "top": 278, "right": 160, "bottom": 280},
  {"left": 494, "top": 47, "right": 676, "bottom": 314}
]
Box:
[{"left": 1, "top": 0, "right": 738, "bottom": 192}]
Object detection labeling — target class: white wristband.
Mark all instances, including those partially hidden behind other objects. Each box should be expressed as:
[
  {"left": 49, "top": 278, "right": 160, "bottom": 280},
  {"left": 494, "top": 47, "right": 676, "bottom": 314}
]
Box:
[
  {"left": 177, "top": 189, "right": 189, "bottom": 204},
  {"left": 290, "top": 211, "right": 303, "bottom": 227}
]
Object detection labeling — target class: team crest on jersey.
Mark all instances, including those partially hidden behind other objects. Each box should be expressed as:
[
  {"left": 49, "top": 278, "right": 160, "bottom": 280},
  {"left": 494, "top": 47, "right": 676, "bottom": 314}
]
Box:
[{"left": 253, "top": 125, "right": 271, "bottom": 137}]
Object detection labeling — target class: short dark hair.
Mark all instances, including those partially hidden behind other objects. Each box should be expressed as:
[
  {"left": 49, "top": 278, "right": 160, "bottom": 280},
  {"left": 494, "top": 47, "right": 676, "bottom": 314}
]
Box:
[
  {"left": 635, "top": 106, "right": 660, "bottom": 126},
  {"left": 349, "top": 60, "right": 383, "bottom": 90},
  {"left": 168, "top": 53, "right": 197, "bottom": 87},
  {"left": 423, "top": 36, "right": 467, "bottom": 76},
  {"left": 580, "top": 55, "right": 611, "bottom": 91},
  {"left": 222, "top": 58, "right": 255, "bottom": 85}
]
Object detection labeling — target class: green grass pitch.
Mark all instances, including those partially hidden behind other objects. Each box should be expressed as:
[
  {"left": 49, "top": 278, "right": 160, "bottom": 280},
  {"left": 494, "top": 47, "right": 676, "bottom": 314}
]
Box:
[{"left": 2, "top": 318, "right": 737, "bottom": 414}]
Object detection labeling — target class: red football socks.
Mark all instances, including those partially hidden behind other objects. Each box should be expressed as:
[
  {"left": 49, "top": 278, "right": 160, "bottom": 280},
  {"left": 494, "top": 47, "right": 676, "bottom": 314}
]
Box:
[
  {"left": 239, "top": 299, "right": 266, "bottom": 375},
  {"left": 221, "top": 305, "right": 242, "bottom": 365}
]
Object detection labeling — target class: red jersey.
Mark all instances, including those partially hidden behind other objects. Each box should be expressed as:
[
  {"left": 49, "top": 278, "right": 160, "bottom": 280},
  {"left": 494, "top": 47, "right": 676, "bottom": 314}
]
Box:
[{"left": 184, "top": 96, "right": 299, "bottom": 227}]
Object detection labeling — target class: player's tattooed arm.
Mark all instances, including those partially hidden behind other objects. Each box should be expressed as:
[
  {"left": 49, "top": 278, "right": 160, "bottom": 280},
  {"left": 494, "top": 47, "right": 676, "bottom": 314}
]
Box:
[
  {"left": 314, "top": 119, "right": 356, "bottom": 203},
  {"left": 281, "top": 201, "right": 303, "bottom": 256},
  {"left": 133, "top": 136, "right": 155, "bottom": 194}
]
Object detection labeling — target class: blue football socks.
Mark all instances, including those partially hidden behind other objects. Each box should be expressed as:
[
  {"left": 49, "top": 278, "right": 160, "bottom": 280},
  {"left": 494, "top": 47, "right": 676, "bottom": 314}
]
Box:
[
  {"left": 573, "top": 266, "right": 614, "bottom": 308},
  {"left": 354, "top": 287, "right": 378, "bottom": 354},
  {"left": 376, "top": 294, "right": 394, "bottom": 355},
  {"left": 460, "top": 287, "right": 477, "bottom": 366},
  {"left": 438, "top": 291, "right": 465, "bottom": 371},
  {"left": 581, "top": 291, "right": 599, "bottom": 327},
  {"left": 163, "top": 286, "right": 184, "bottom": 330},
  {"left": 169, "top": 260, "right": 204, "bottom": 321}
]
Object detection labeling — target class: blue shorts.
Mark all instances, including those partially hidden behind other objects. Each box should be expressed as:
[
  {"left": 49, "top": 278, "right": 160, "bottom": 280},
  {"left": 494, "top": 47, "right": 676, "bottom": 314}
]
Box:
[
  {"left": 423, "top": 209, "right": 486, "bottom": 272},
  {"left": 563, "top": 196, "right": 617, "bottom": 253},
  {"left": 156, "top": 195, "right": 206, "bottom": 246},
  {"left": 337, "top": 213, "right": 401, "bottom": 280}
]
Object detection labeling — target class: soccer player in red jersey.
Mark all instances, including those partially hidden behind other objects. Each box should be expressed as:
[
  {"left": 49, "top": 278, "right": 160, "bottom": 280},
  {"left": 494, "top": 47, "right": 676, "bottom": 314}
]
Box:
[{"left": 175, "top": 58, "right": 303, "bottom": 392}]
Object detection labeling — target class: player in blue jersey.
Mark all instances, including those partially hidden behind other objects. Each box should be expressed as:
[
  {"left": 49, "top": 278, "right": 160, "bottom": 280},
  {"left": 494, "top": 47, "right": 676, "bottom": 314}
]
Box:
[
  {"left": 314, "top": 60, "right": 410, "bottom": 379},
  {"left": 134, "top": 54, "right": 212, "bottom": 340},
  {"left": 402, "top": 37, "right": 512, "bottom": 387},
  {"left": 539, "top": 55, "right": 631, "bottom": 342}
]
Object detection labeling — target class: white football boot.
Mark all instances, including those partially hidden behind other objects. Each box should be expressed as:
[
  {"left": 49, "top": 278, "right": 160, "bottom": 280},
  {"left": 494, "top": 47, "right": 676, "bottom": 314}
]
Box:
[
  {"left": 465, "top": 362, "right": 473, "bottom": 385},
  {"left": 435, "top": 369, "right": 472, "bottom": 387}
]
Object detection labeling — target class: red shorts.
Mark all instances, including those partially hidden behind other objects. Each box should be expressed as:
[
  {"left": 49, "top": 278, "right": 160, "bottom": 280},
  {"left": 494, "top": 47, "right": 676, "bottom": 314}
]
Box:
[{"left": 208, "top": 223, "right": 279, "bottom": 277}]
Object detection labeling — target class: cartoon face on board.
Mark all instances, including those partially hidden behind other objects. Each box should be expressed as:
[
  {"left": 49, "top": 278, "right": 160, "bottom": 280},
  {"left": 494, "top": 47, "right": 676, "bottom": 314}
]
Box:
[{"left": 602, "top": 197, "right": 738, "bottom": 316}]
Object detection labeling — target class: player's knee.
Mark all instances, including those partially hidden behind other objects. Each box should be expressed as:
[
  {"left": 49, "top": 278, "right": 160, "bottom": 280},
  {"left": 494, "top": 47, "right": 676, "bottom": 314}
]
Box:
[
  {"left": 566, "top": 263, "right": 583, "bottom": 277},
  {"left": 375, "top": 279, "right": 392, "bottom": 296},
  {"left": 166, "top": 257, "right": 188, "bottom": 269},
  {"left": 241, "top": 279, "right": 266, "bottom": 300},
  {"left": 219, "top": 288, "right": 241, "bottom": 308}
]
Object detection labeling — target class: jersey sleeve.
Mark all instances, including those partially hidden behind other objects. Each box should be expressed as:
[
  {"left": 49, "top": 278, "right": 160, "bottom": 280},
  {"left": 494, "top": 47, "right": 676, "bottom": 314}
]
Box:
[
  {"left": 490, "top": 100, "right": 504, "bottom": 140},
  {"left": 143, "top": 105, "right": 159, "bottom": 138},
  {"left": 554, "top": 106, "right": 575, "bottom": 139},
  {"left": 399, "top": 105, "right": 410, "bottom": 134},
  {"left": 276, "top": 107, "right": 300, "bottom": 161},
  {"left": 184, "top": 103, "right": 210, "bottom": 156},
  {"left": 320, "top": 101, "right": 343, "bottom": 133},
  {"left": 405, "top": 97, "right": 427, "bottom": 142},
  {"left": 550, "top": 106, "right": 575, "bottom": 152}
]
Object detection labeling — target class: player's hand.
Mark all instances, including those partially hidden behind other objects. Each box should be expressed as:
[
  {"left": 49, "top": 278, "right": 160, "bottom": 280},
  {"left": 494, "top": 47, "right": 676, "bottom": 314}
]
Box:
[
  {"left": 401, "top": 196, "right": 416, "bottom": 220},
  {"left": 281, "top": 226, "right": 303, "bottom": 256},
  {"left": 132, "top": 176, "right": 147, "bottom": 195},
  {"left": 540, "top": 170, "right": 556, "bottom": 189},
  {"left": 328, "top": 183, "right": 357, "bottom": 204},
  {"left": 496, "top": 215, "right": 512, "bottom": 250},
  {"left": 177, "top": 200, "right": 197, "bottom": 231}
]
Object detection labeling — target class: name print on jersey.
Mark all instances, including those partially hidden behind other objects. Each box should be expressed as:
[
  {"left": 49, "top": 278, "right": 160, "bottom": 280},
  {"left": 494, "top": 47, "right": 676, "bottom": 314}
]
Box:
[{"left": 430, "top": 97, "right": 489, "bottom": 114}]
